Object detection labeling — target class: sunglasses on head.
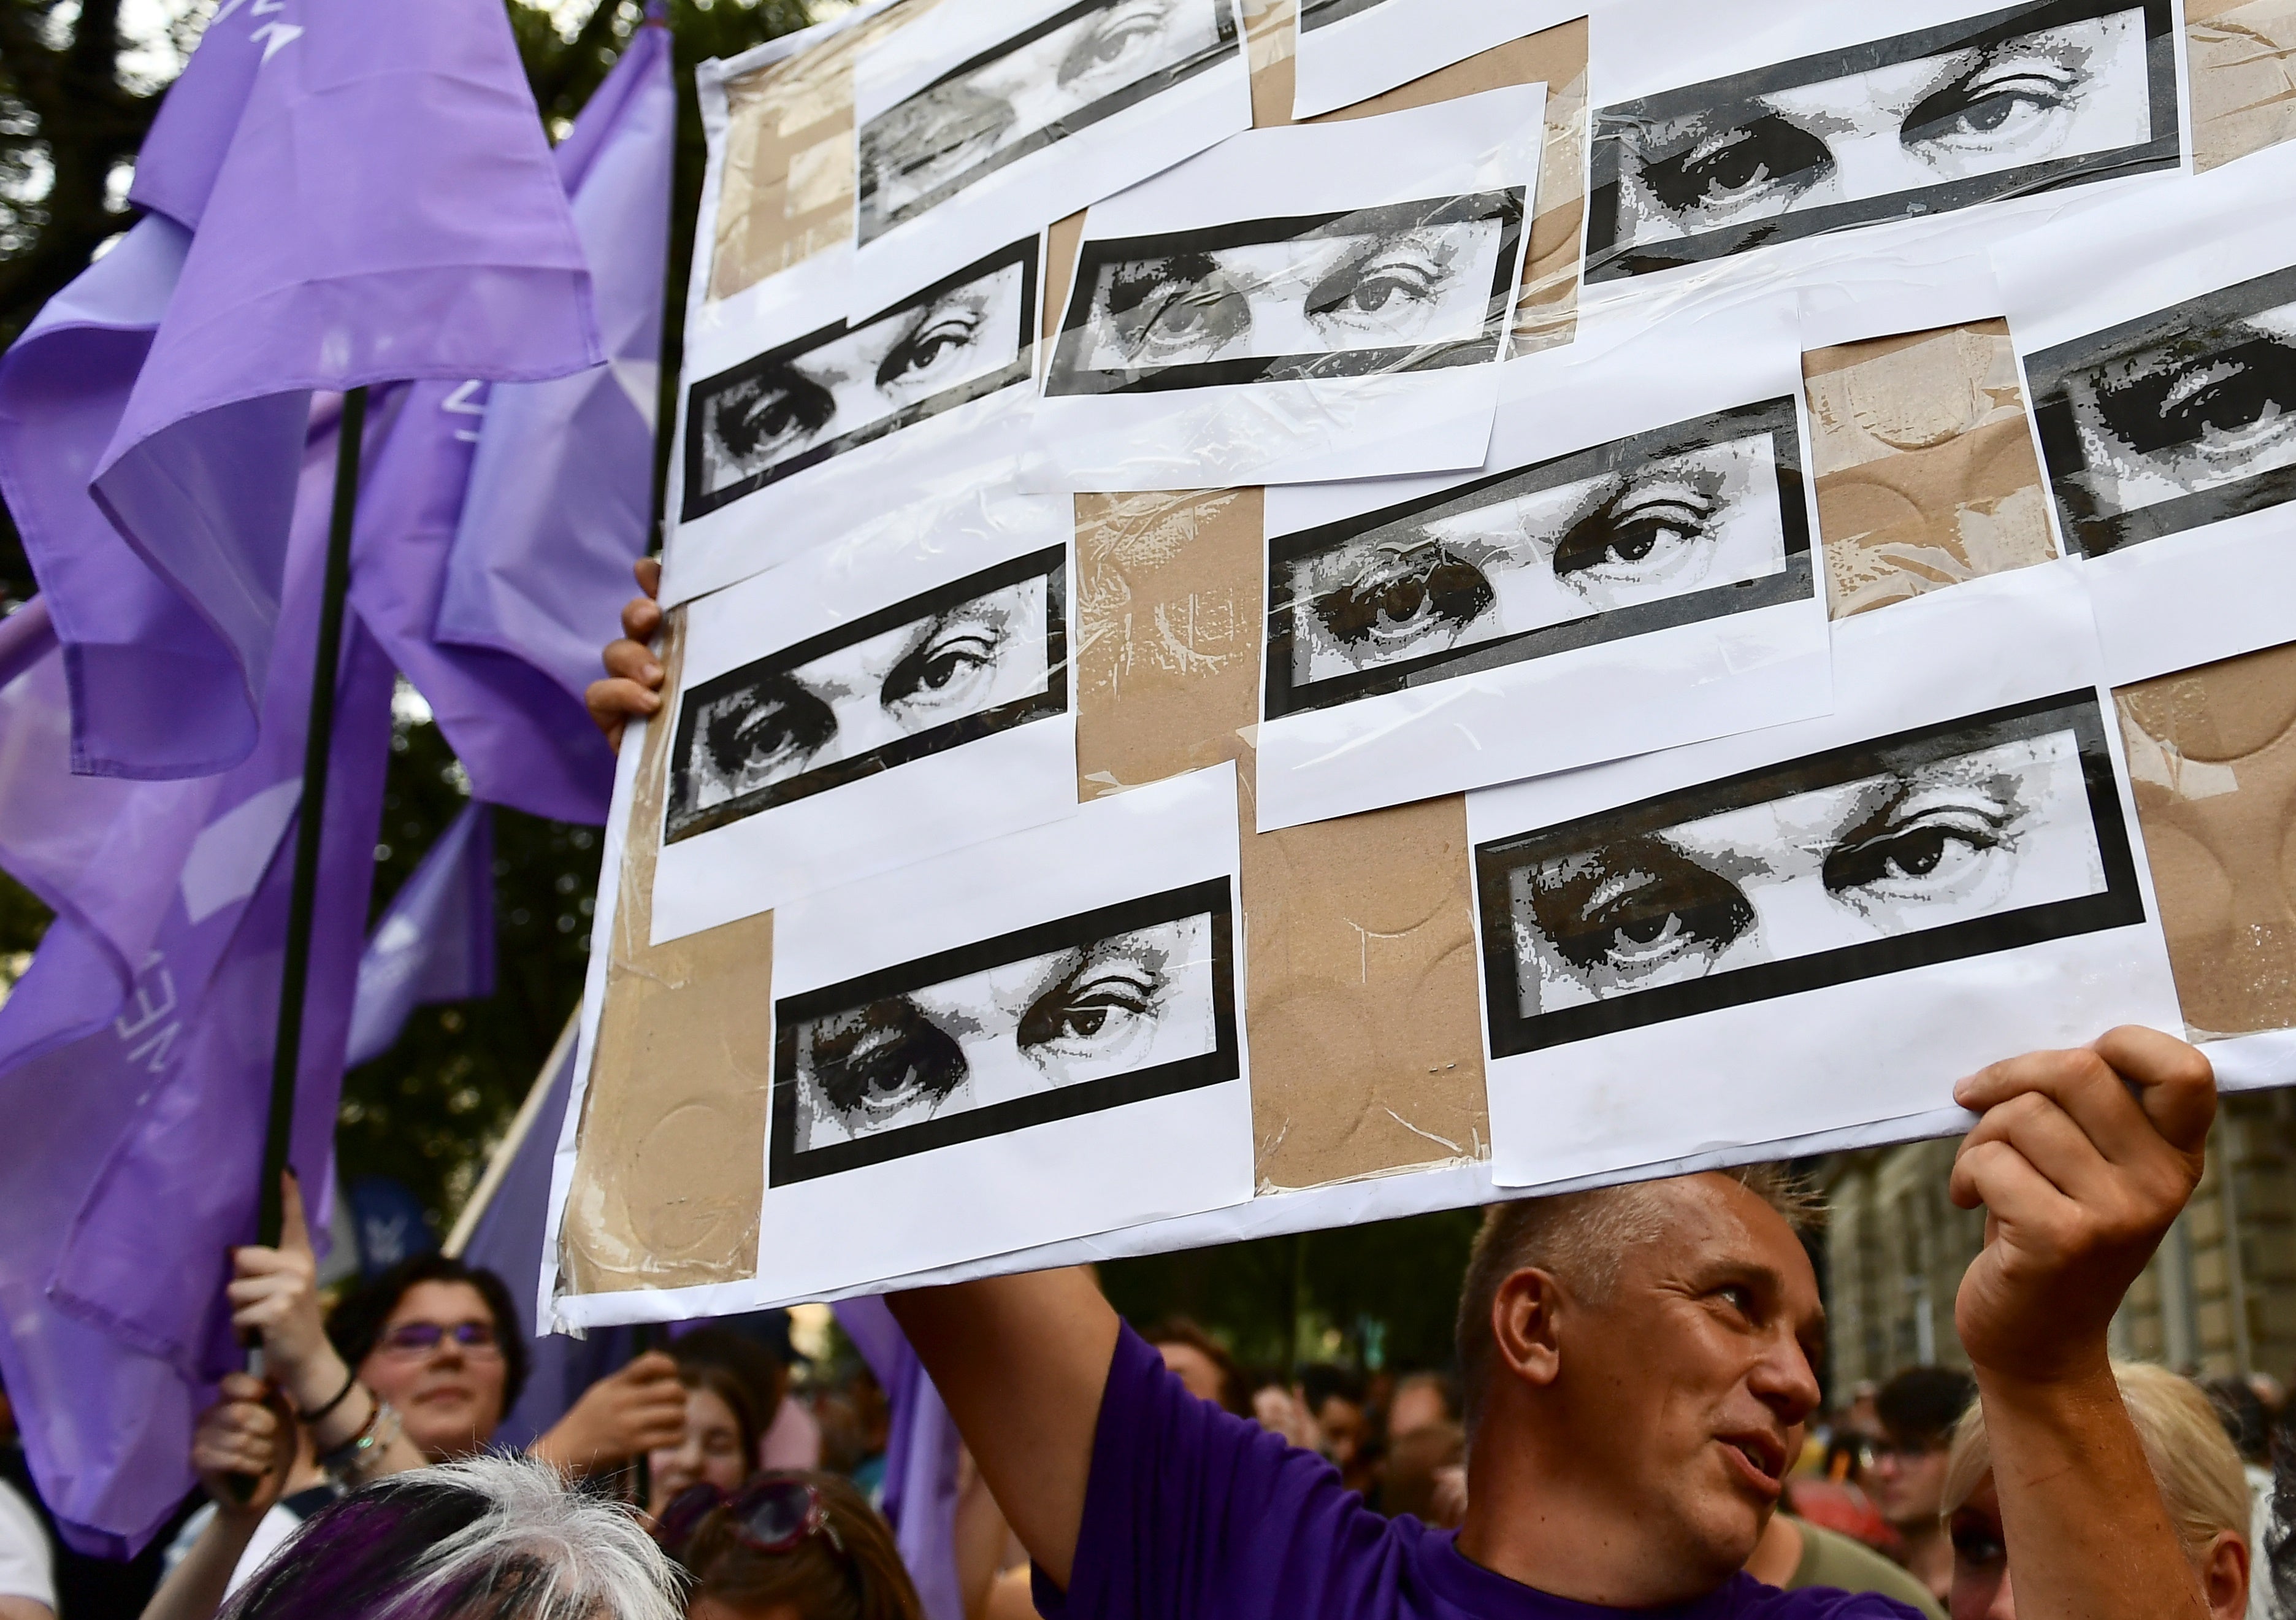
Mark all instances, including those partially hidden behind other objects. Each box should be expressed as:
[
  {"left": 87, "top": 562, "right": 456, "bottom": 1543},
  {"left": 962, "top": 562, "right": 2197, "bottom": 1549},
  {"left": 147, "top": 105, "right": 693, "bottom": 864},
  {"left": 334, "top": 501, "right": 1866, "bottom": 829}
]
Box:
[
  {"left": 657, "top": 1477, "right": 846, "bottom": 1565},
  {"left": 376, "top": 1321, "right": 500, "bottom": 1356}
]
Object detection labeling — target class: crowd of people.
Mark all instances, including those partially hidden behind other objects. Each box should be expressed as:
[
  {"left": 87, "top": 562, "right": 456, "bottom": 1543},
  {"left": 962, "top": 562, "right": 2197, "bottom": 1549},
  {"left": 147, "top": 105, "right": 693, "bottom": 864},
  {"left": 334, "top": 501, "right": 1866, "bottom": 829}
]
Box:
[{"left": 0, "top": 580, "right": 2284, "bottom": 1620}]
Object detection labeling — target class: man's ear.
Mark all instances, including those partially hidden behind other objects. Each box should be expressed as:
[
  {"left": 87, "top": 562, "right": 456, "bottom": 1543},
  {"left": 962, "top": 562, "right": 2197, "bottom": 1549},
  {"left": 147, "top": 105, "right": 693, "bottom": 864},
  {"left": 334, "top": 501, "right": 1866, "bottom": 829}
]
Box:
[{"left": 1490, "top": 1267, "right": 1566, "bottom": 1394}]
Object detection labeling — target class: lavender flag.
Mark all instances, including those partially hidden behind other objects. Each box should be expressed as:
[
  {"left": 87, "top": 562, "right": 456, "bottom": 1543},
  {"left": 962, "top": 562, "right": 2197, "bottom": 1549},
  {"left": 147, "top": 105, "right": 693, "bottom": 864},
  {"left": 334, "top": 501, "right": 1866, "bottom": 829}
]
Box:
[
  {"left": 344, "top": 800, "right": 496, "bottom": 1069},
  {"left": 0, "top": 0, "right": 598, "bottom": 783},
  {"left": 835, "top": 1297, "right": 964, "bottom": 1620},
  {"left": 436, "top": 21, "right": 675, "bottom": 720},
  {"left": 347, "top": 25, "right": 673, "bottom": 824}
]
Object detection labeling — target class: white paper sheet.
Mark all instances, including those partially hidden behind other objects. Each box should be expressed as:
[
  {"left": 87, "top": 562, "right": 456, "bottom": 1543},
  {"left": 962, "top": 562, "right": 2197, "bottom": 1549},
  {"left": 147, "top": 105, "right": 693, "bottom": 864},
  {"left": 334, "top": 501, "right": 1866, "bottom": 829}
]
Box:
[
  {"left": 556, "top": 762, "right": 1255, "bottom": 1322},
  {"left": 1026, "top": 85, "right": 1544, "bottom": 491},
  {"left": 1290, "top": 0, "right": 1579, "bottom": 120},
  {"left": 1253, "top": 295, "right": 1832, "bottom": 832},
  {"left": 1582, "top": 0, "right": 2187, "bottom": 307},
  {"left": 661, "top": 239, "right": 1043, "bottom": 607},
  {"left": 848, "top": 0, "right": 1254, "bottom": 318},
  {"left": 1994, "top": 139, "right": 2296, "bottom": 686},
  {"left": 1468, "top": 561, "right": 2185, "bottom": 1190},
  {"left": 651, "top": 485, "right": 1080, "bottom": 945}
]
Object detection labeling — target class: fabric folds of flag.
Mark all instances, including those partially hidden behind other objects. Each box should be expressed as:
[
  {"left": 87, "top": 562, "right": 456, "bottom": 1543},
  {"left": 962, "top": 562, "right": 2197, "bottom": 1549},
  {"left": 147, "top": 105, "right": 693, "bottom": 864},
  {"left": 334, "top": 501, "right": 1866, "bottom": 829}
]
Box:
[
  {"left": 344, "top": 801, "right": 497, "bottom": 1070},
  {"left": 835, "top": 1297, "right": 965, "bottom": 1620},
  {"left": 0, "top": 0, "right": 598, "bottom": 783}
]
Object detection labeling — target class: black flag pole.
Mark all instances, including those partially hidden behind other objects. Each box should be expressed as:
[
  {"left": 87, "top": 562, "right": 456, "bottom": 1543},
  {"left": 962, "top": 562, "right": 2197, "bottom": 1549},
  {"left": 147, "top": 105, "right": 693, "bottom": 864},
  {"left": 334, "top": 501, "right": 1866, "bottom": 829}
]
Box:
[{"left": 256, "top": 384, "right": 369, "bottom": 1250}]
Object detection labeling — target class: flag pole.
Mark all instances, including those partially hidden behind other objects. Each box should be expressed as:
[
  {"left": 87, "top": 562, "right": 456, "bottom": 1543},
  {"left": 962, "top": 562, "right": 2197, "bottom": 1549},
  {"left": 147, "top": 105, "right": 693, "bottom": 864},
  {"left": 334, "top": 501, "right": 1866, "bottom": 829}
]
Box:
[{"left": 258, "top": 385, "right": 369, "bottom": 1248}]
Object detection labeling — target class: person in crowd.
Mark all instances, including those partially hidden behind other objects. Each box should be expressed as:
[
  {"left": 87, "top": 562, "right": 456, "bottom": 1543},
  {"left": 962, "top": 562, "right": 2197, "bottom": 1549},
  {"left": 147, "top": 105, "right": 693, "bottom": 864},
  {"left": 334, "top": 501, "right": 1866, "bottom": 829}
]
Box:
[
  {"left": 228, "top": 1174, "right": 688, "bottom": 1485},
  {"left": 597, "top": 569, "right": 2229, "bottom": 1620},
  {"left": 670, "top": 1328, "right": 789, "bottom": 1473},
  {"left": 1144, "top": 1320, "right": 1248, "bottom": 1416},
  {"left": 1944, "top": 1360, "right": 2251, "bottom": 1620},
  {"left": 209, "top": 1455, "right": 676, "bottom": 1620},
  {"left": 1302, "top": 1363, "right": 1377, "bottom": 1495},
  {"left": 1244, "top": 1372, "right": 1322, "bottom": 1451},
  {"left": 1387, "top": 1372, "right": 1462, "bottom": 1441},
  {"left": 648, "top": 1348, "right": 767, "bottom": 1518},
  {"left": 1869, "top": 1367, "right": 1976, "bottom": 1602},
  {"left": 660, "top": 1472, "right": 922, "bottom": 1620},
  {"left": 1382, "top": 1421, "right": 1467, "bottom": 1530},
  {"left": 0, "top": 1471, "right": 50, "bottom": 1620},
  {"left": 2205, "top": 1372, "right": 2281, "bottom": 1620},
  {"left": 1745, "top": 1421, "right": 1945, "bottom": 1620}
]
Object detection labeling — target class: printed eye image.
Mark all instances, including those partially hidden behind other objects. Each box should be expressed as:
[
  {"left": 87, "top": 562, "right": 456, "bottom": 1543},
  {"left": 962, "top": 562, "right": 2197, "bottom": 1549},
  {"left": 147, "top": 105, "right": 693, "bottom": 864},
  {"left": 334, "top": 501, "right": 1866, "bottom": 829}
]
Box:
[
  {"left": 857, "top": 0, "right": 1238, "bottom": 241},
  {"left": 1474, "top": 695, "right": 2145, "bottom": 1054},
  {"left": 1046, "top": 191, "right": 1523, "bottom": 394},
  {"left": 1588, "top": 0, "right": 2174, "bottom": 282},
  {"left": 770, "top": 880, "right": 1240, "bottom": 1180},
  {"left": 1264, "top": 401, "right": 1812, "bottom": 719},
  {"left": 2027, "top": 266, "right": 2296, "bottom": 556},
  {"left": 665, "top": 549, "right": 1066, "bottom": 842},
  {"left": 683, "top": 245, "right": 1033, "bottom": 520}
]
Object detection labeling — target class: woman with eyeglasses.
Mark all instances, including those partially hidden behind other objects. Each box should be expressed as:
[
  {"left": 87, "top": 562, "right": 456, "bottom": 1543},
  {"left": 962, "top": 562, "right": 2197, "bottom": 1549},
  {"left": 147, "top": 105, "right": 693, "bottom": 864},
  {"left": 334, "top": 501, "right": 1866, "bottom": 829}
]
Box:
[{"left": 656, "top": 1473, "right": 922, "bottom": 1620}]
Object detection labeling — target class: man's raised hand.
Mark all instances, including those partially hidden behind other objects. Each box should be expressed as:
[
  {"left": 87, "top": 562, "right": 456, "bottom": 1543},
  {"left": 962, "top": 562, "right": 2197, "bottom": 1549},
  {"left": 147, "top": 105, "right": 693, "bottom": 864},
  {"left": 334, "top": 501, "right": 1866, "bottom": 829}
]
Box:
[
  {"left": 1949, "top": 1025, "right": 2214, "bottom": 1384},
  {"left": 584, "top": 558, "right": 665, "bottom": 749}
]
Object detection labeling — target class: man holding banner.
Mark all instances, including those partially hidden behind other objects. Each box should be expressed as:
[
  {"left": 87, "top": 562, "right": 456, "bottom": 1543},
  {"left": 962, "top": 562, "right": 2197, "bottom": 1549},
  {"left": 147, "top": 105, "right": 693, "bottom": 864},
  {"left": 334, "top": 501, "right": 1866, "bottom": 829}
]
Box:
[{"left": 594, "top": 599, "right": 2228, "bottom": 1620}]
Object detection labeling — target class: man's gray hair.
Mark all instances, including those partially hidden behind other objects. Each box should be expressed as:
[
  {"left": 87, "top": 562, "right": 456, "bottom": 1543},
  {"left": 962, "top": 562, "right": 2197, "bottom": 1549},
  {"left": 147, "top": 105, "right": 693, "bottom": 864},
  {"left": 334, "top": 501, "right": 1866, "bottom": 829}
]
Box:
[{"left": 1452, "top": 1166, "right": 1823, "bottom": 1435}]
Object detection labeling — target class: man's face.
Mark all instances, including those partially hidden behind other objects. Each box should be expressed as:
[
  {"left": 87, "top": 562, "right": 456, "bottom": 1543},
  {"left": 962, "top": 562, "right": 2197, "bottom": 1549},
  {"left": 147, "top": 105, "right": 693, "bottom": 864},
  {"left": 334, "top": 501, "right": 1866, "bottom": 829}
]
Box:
[
  {"left": 1869, "top": 1427, "right": 1953, "bottom": 1527},
  {"left": 1536, "top": 1176, "right": 1826, "bottom": 1581}
]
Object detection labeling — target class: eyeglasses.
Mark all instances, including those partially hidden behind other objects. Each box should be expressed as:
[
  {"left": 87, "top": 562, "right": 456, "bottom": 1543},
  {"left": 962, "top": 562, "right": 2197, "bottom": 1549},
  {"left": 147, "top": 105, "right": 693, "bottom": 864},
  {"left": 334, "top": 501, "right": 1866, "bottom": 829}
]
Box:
[
  {"left": 377, "top": 1321, "right": 502, "bottom": 1358},
  {"left": 657, "top": 1478, "right": 846, "bottom": 1565}
]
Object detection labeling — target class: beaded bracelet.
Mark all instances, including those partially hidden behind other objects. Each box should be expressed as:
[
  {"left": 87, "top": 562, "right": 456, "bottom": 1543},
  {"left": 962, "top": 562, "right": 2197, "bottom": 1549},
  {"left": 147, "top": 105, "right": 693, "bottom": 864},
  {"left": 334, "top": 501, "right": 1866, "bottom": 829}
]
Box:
[{"left": 318, "top": 1392, "right": 402, "bottom": 1488}]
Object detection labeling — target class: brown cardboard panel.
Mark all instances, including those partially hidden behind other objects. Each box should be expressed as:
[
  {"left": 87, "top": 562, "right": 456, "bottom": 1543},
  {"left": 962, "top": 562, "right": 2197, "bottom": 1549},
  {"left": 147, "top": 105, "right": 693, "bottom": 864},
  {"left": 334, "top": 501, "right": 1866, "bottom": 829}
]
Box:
[
  {"left": 562, "top": 615, "right": 773, "bottom": 1295},
  {"left": 1802, "top": 320, "right": 2057, "bottom": 620},
  {"left": 1242, "top": 0, "right": 1299, "bottom": 129},
  {"left": 2115, "top": 642, "right": 2296, "bottom": 1040},
  {"left": 2187, "top": 0, "right": 2296, "bottom": 172},
  {"left": 1068, "top": 487, "right": 1485, "bottom": 1188},
  {"left": 706, "top": 2, "right": 938, "bottom": 301},
  {"left": 1043, "top": 211, "right": 1087, "bottom": 355},
  {"left": 1240, "top": 780, "right": 1488, "bottom": 1189}
]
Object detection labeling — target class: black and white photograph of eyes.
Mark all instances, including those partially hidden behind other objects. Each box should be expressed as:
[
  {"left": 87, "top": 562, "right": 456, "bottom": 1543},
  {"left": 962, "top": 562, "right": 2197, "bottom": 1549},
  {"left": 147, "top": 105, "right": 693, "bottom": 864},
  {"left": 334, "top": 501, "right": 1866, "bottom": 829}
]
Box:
[
  {"left": 681, "top": 241, "right": 1035, "bottom": 520},
  {"left": 1265, "top": 400, "right": 1809, "bottom": 718},
  {"left": 665, "top": 548, "right": 1066, "bottom": 843},
  {"left": 771, "top": 880, "right": 1239, "bottom": 1180},
  {"left": 857, "top": 0, "right": 1239, "bottom": 242},
  {"left": 2027, "top": 262, "right": 2296, "bottom": 557},
  {"left": 1586, "top": 0, "right": 2176, "bottom": 282},
  {"left": 1046, "top": 191, "right": 1523, "bottom": 393},
  {"left": 1475, "top": 694, "right": 2145, "bottom": 1053}
]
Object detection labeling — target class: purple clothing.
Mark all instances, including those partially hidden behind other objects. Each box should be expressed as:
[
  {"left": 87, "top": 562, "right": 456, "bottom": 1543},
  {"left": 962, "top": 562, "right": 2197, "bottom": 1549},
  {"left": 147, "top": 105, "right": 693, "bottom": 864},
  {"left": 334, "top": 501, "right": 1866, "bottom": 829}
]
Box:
[{"left": 1041, "top": 1327, "right": 1919, "bottom": 1620}]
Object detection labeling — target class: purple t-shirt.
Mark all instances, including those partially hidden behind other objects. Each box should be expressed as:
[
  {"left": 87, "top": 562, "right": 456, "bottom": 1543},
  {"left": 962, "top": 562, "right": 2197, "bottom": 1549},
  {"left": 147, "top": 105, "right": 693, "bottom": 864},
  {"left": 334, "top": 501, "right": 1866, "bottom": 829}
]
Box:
[{"left": 1037, "top": 1326, "right": 1923, "bottom": 1620}]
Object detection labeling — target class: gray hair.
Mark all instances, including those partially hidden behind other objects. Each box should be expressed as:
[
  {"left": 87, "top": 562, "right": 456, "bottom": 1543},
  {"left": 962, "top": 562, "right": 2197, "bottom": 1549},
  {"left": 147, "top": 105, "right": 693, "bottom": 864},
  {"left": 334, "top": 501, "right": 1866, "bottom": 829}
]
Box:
[{"left": 223, "top": 1453, "right": 683, "bottom": 1620}]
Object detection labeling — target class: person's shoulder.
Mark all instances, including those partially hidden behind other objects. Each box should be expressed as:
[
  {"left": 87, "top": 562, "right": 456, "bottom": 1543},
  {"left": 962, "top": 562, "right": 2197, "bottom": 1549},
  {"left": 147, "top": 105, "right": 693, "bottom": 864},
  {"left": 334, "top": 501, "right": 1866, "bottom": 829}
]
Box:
[{"left": 1786, "top": 1522, "right": 1945, "bottom": 1620}]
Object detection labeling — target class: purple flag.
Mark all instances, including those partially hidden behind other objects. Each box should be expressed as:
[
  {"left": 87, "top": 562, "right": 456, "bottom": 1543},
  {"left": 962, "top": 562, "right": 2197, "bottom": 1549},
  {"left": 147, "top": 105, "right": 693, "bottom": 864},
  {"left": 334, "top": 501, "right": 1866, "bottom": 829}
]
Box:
[
  {"left": 436, "top": 21, "right": 675, "bottom": 718},
  {"left": 346, "top": 25, "right": 673, "bottom": 824},
  {"left": 0, "top": 0, "right": 598, "bottom": 783},
  {"left": 835, "top": 1298, "right": 963, "bottom": 1620},
  {"left": 344, "top": 800, "right": 496, "bottom": 1069},
  {"left": 0, "top": 414, "right": 394, "bottom": 1555}
]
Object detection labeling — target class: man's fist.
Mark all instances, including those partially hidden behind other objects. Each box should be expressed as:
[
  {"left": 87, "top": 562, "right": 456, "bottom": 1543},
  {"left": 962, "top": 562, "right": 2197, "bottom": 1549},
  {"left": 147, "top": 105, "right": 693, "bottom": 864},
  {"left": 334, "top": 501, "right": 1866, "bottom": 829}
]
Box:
[
  {"left": 192, "top": 1373, "right": 297, "bottom": 1520},
  {"left": 1950, "top": 1026, "right": 2214, "bottom": 1384},
  {"left": 585, "top": 558, "right": 666, "bottom": 749}
]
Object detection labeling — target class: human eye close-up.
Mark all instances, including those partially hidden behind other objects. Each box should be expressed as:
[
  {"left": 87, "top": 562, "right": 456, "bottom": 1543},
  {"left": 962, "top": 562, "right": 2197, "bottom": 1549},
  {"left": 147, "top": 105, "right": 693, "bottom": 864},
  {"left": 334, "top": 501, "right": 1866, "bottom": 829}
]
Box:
[
  {"left": 1099, "top": 253, "right": 1250, "bottom": 364},
  {"left": 1014, "top": 934, "right": 1174, "bottom": 1076},
  {"left": 878, "top": 604, "right": 1014, "bottom": 716},
  {"left": 1549, "top": 470, "right": 1723, "bottom": 601},
  {"left": 874, "top": 296, "right": 990, "bottom": 399},
  {"left": 1631, "top": 112, "right": 1833, "bottom": 225},
  {"left": 700, "top": 676, "right": 836, "bottom": 794},
  {"left": 1311, "top": 540, "right": 1495, "bottom": 660},
  {"left": 2090, "top": 328, "right": 2296, "bottom": 479},
  {"left": 1057, "top": 0, "right": 1185, "bottom": 91},
  {"left": 806, "top": 997, "right": 968, "bottom": 1126},
  {"left": 1819, "top": 767, "right": 2028, "bottom": 924},
  {"left": 1302, "top": 230, "right": 1465, "bottom": 346},
  {"left": 1523, "top": 840, "right": 1754, "bottom": 997},
  {"left": 714, "top": 366, "right": 838, "bottom": 470},
  {"left": 1899, "top": 48, "right": 2083, "bottom": 159}
]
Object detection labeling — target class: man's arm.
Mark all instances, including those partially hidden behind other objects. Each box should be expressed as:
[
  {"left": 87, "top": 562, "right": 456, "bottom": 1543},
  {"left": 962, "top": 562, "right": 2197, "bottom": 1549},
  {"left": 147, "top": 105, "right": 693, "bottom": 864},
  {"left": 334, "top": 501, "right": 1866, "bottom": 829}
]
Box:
[
  {"left": 1950, "top": 1025, "right": 2218, "bottom": 1620},
  {"left": 889, "top": 1268, "right": 1121, "bottom": 1588}
]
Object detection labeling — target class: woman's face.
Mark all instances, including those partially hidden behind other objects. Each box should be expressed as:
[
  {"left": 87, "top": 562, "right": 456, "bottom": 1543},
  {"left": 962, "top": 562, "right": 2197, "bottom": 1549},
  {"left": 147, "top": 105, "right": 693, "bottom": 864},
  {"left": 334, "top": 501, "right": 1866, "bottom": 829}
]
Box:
[
  {"left": 1511, "top": 729, "right": 2106, "bottom": 1011},
  {"left": 860, "top": 0, "right": 1226, "bottom": 228},
  {"left": 2062, "top": 300, "right": 2296, "bottom": 518},
  {"left": 356, "top": 1280, "right": 508, "bottom": 1463},
  {"left": 702, "top": 262, "right": 1026, "bottom": 489},
  {"left": 1607, "top": 9, "right": 2152, "bottom": 250},
  {"left": 1288, "top": 432, "right": 1785, "bottom": 682},
  {"left": 1079, "top": 217, "right": 1506, "bottom": 370},
  {"left": 1949, "top": 1472, "right": 2249, "bottom": 1620},
  {"left": 795, "top": 914, "right": 1219, "bottom": 1145},
  {"left": 689, "top": 577, "right": 1049, "bottom": 811},
  {"left": 650, "top": 1386, "right": 751, "bottom": 1510}
]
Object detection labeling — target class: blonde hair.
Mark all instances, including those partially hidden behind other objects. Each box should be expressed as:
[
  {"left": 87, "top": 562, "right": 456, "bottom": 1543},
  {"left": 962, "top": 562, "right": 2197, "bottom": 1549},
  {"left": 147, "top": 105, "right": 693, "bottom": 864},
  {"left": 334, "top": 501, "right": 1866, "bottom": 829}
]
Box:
[{"left": 1942, "top": 1362, "right": 2250, "bottom": 1560}]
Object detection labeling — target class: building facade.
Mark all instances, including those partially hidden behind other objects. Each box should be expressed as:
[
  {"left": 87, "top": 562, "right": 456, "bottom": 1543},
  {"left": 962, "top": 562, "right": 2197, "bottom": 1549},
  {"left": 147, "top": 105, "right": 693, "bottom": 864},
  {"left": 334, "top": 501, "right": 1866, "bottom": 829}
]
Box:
[{"left": 1819, "top": 1087, "right": 2296, "bottom": 1389}]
